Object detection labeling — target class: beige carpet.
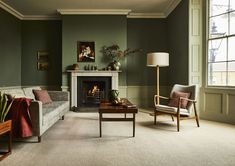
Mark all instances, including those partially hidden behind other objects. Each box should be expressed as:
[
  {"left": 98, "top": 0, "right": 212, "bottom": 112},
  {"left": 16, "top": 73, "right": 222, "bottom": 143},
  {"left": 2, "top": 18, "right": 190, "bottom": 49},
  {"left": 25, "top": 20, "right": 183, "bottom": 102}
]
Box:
[{"left": 1, "top": 110, "right": 235, "bottom": 166}]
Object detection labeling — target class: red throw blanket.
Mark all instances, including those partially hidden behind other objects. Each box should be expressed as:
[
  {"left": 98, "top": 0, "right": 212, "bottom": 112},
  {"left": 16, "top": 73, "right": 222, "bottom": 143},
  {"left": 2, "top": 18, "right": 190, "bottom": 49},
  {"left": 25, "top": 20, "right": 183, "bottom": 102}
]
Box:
[{"left": 7, "top": 98, "right": 33, "bottom": 138}]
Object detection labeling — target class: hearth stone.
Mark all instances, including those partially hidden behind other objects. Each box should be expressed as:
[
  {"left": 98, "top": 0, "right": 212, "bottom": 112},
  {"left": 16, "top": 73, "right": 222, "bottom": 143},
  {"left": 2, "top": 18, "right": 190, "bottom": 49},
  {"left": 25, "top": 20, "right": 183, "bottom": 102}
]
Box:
[{"left": 72, "top": 107, "right": 98, "bottom": 113}]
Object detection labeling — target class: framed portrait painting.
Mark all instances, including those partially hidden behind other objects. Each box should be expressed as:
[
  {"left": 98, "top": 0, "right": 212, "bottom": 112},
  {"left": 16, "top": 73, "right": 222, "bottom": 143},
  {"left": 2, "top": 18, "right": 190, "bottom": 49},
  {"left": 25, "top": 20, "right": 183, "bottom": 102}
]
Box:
[{"left": 78, "top": 41, "right": 95, "bottom": 62}]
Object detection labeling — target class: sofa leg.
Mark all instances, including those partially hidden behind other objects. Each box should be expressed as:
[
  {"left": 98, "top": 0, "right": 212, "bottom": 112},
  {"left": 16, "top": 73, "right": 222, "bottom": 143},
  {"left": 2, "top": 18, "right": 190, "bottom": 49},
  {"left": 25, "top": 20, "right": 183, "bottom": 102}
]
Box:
[
  {"left": 38, "top": 136, "right": 41, "bottom": 143},
  {"left": 61, "top": 115, "right": 65, "bottom": 120}
]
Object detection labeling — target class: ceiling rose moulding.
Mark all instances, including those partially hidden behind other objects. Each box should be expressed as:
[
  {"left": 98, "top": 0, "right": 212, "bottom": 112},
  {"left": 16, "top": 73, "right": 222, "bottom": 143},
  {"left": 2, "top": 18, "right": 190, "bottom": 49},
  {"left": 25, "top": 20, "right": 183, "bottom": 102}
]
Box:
[
  {"left": 0, "top": 0, "right": 23, "bottom": 19},
  {"left": 164, "top": 0, "right": 182, "bottom": 17},
  {"left": 57, "top": 9, "right": 132, "bottom": 15},
  {"left": 127, "top": 12, "right": 166, "bottom": 18}
]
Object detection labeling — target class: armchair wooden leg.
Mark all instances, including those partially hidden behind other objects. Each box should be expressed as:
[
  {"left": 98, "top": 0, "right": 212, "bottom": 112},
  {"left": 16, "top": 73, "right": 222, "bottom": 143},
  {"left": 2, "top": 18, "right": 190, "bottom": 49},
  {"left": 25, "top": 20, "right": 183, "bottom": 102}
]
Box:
[
  {"left": 193, "top": 103, "right": 200, "bottom": 127},
  {"left": 177, "top": 113, "right": 180, "bottom": 132},
  {"left": 154, "top": 110, "right": 157, "bottom": 125}
]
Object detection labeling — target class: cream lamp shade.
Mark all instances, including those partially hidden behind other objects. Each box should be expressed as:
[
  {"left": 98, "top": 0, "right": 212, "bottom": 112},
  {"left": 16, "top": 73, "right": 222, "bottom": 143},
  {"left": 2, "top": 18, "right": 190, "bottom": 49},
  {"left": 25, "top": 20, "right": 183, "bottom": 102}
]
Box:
[{"left": 147, "top": 52, "right": 169, "bottom": 67}]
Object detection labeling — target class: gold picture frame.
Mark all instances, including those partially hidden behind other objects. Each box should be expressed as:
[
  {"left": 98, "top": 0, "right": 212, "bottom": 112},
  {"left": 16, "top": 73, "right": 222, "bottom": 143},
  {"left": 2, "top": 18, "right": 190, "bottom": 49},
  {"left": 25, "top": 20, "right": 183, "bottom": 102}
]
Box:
[
  {"left": 77, "top": 41, "right": 95, "bottom": 62},
  {"left": 37, "top": 51, "right": 49, "bottom": 70}
]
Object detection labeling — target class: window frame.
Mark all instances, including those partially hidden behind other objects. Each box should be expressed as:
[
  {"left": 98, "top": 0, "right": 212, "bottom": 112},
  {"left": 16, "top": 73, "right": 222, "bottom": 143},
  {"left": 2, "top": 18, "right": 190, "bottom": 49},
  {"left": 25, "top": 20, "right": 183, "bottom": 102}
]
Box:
[{"left": 206, "top": 0, "right": 235, "bottom": 88}]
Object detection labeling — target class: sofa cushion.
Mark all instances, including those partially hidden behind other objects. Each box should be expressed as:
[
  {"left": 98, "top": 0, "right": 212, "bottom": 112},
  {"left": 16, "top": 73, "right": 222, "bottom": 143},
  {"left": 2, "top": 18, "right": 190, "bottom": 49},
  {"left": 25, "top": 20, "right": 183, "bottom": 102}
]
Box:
[
  {"left": 42, "top": 101, "right": 69, "bottom": 125},
  {"left": 23, "top": 86, "right": 41, "bottom": 100},
  {"left": 33, "top": 90, "right": 52, "bottom": 104},
  {"left": 0, "top": 88, "right": 26, "bottom": 98}
]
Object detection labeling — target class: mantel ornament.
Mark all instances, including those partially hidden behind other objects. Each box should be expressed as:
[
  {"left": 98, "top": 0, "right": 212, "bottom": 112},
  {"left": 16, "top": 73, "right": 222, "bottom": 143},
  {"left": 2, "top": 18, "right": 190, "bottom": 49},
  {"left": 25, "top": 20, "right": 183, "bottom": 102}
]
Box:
[{"left": 101, "top": 44, "right": 141, "bottom": 70}]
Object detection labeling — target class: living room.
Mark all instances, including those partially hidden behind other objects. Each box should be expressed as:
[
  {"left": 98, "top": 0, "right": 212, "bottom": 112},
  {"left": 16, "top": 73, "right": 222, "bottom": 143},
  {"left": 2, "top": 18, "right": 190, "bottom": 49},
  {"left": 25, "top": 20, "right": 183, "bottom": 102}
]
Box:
[{"left": 0, "top": 0, "right": 235, "bottom": 165}]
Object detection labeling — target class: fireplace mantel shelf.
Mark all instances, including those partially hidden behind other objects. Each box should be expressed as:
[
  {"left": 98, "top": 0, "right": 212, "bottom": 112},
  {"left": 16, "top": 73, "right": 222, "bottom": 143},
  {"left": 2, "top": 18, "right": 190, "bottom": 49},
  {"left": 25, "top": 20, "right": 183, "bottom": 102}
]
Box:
[{"left": 67, "top": 70, "right": 121, "bottom": 73}]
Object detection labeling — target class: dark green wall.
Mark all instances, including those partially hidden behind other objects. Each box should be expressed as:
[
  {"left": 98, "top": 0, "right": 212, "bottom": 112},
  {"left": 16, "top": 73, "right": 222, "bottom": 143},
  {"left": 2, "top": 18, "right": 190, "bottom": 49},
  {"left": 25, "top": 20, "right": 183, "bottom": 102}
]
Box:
[
  {"left": 21, "top": 21, "right": 62, "bottom": 87},
  {"left": 0, "top": 8, "right": 21, "bottom": 87},
  {"left": 127, "top": 19, "right": 168, "bottom": 86},
  {"left": 167, "top": 0, "right": 189, "bottom": 86},
  {"left": 126, "top": 0, "right": 189, "bottom": 87},
  {"left": 62, "top": 15, "right": 127, "bottom": 86},
  {"left": 0, "top": 2, "right": 189, "bottom": 89}
]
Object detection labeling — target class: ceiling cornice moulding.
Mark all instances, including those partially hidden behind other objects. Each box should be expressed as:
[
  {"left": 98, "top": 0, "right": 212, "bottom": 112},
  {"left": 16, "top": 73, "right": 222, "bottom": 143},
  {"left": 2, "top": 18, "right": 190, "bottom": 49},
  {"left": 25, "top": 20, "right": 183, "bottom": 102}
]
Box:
[
  {"left": 0, "top": 1, "right": 61, "bottom": 20},
  {"left": 0, "top": 0, "right": 182, "bottom": 20},
  {"left": 57, "top": 9, "right": 132, "bottom": 15},
  {"left": 127, "top": 12, "right": 166, "bottom": 18},
  {"left": 164, "top": 0, "right": 182, "bottom": 17},
  {"left": 127, "top": 0, "right": 182, "bottom": 19},
  {"left": 22, "top": 15, "right": 61, "bottom": 20},
  {"left": 0, "top": 0, "right": 23, "bottom": 19}
]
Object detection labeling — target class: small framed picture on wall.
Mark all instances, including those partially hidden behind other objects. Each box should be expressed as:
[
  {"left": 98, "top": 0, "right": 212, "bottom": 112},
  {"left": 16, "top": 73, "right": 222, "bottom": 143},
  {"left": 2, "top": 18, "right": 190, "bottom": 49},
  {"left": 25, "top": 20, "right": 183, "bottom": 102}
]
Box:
[
  {"left": 37, "top": 51, "right": 49, "bottom": 70},
  {"left": 77, "top": 41, "right": 95, "bottom": 62}
]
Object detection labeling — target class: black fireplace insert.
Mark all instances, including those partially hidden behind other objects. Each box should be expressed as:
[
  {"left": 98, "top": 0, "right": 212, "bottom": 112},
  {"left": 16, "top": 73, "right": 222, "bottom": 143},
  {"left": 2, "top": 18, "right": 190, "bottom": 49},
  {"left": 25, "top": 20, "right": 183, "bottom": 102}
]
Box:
[{"left": 77, "top": 77, "right": 111, "bottom": 107}]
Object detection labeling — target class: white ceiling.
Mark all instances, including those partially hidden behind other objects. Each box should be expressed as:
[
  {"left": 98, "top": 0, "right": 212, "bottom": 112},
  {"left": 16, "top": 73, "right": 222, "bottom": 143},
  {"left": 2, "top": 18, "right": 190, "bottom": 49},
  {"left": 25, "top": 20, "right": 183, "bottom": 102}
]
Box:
[{"left": 0, "top": 0, "right": 181, "bottom": 19}]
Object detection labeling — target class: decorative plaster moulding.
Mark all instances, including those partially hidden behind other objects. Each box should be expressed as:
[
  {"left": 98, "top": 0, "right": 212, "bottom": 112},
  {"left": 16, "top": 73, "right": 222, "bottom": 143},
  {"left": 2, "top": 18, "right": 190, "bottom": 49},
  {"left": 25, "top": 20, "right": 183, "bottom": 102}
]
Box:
[
  {"left": 127, "top": 0, "right": 182, "bottom": 18},
  {"left": 0, "top": 0, "right": 181, "bottom": 20},
  {"left": 164, "top": 0, "right": 182, "bottom": 17},
  {"left": 0, "top": 0, "right": 23, "bottom": 19},
  {"left": 127, "top": 13, "right": 166, "bottom": 18},
  {"left": 0, "top": 1, "right": 61, "bottom": 20},
  {"left": 22, "top": 15, "right": 61, "bottom": 20},
  {"left": 57, "top": 9, "right": 132, "bottom": 15}
]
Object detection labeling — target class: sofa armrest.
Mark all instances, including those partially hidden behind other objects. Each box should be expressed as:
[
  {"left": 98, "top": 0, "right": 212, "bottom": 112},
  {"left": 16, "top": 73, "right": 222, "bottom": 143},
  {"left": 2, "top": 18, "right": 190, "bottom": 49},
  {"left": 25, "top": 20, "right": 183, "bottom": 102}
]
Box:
[
  {"left": 29, "top": 100, "right": 43, "bottom": 136},
  {"left": 48, "top": 91, "right": 69, "bottom": 101}
]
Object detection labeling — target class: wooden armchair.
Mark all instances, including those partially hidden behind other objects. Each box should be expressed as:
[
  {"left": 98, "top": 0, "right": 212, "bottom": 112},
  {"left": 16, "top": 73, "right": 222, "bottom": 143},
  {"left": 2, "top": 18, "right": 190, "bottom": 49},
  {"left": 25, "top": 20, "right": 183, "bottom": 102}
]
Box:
[{"left": 153, "top": 84, "right": 200, "bottom": 131}]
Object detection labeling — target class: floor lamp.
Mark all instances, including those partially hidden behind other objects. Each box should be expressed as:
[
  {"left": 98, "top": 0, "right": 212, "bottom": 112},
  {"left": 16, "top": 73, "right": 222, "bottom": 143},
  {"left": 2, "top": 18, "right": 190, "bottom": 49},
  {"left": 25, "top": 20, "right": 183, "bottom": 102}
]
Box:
[{"left": 147, "top": 52, "right": 169, "bottom": 105}]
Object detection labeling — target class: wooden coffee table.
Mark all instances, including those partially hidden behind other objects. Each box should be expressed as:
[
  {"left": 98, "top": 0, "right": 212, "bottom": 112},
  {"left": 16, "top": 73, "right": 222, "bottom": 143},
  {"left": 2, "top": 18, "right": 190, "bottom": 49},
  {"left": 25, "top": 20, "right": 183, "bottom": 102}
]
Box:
[
  {"left": 98, "top": 99, "right": 138, "bottom": 137},
  {"left": 0, "top": 120, "right": 12, "bottom": 161}
]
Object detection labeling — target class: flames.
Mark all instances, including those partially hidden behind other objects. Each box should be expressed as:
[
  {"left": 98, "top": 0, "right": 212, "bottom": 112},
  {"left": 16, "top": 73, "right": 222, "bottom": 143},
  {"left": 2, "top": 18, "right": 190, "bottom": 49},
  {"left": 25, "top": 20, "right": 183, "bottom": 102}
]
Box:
[{"left": 88, "top": 85, "right": 100, "bottom": 96}]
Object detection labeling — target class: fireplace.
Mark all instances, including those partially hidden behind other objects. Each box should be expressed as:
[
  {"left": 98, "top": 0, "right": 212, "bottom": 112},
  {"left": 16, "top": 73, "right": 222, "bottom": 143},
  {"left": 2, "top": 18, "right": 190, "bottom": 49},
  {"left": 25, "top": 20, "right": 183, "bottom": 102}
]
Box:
[
  {"left": 77, "top": 77, "right": 111, "bottom": 107},
  {"left": 68, "top": 70, "right": 119, "bottom": 108}
]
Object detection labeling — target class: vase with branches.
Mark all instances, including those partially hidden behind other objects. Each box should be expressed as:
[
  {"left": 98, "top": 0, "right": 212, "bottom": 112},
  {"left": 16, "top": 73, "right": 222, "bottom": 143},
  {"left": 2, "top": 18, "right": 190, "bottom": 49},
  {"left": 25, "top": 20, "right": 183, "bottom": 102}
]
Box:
[{"left": 101, "top": 44, "right": 141, "bottom": 70}]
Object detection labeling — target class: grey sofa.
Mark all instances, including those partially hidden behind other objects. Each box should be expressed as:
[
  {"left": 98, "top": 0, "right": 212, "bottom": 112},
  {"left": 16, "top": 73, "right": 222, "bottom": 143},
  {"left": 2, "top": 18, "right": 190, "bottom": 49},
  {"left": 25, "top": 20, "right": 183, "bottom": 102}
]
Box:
[{"left": 0, "top": 86, "right": 70, "bottom": 142}]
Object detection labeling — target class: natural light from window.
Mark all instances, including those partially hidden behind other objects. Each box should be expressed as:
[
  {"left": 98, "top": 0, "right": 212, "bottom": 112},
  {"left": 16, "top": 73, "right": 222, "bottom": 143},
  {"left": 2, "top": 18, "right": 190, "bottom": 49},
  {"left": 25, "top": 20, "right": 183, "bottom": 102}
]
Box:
[{"left": 208, "top": 0, "right": 235, "bottom": 86}]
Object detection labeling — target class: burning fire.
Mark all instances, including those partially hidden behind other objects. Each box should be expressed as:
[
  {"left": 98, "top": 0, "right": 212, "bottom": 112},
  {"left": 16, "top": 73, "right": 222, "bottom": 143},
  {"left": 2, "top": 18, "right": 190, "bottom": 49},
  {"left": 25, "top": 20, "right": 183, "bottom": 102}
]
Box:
[
  {"left": 92, "top": 85, "right": 99, "bottom": 94},
  {"left": 88, "top": 85, "right": 100, "bottom": 95}
]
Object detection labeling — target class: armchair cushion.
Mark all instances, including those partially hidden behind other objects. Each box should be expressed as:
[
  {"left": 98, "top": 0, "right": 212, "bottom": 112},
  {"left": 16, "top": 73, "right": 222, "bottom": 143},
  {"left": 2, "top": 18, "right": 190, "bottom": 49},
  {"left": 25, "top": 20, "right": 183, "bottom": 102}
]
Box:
[
  {"left": 168, "top": 91, "right": 190, "bottom": 109},
  {"left": 156, "top": 104, "right": 189, "bottom": 116},
  {"left": 33, "top": 90, "right": 52, "bottom": 104}
]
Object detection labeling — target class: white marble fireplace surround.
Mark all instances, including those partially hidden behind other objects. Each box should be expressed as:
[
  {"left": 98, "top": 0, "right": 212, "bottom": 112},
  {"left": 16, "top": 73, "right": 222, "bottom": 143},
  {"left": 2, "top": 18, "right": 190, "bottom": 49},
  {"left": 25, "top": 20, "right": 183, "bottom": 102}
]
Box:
[{"left": 67, "top": 70, "right": 120, "bottom": 107}]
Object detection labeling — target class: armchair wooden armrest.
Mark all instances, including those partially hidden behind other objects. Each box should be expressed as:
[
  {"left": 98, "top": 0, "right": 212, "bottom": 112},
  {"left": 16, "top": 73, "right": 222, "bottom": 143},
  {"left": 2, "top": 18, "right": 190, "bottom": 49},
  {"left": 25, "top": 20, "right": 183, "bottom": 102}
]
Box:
[
  {"left": 154, "top": 95, "right": 170, "bottom": 106},
  {"left": 175, "top": 97, "right": 197, "bottom": 112}
]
